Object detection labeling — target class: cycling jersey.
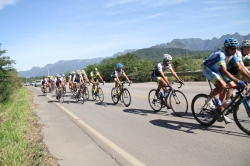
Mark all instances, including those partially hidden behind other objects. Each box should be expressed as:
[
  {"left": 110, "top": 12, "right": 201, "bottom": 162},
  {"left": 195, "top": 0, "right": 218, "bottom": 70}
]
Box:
[
  {"left": 111, "top": 69, "right": 125, "bottom": 78},
  {"left": 152, "top": 62, "right": 172, "bottom": 77},
  {"left": 243, "top": 54, "right": 250, "bottom": 66},
  {"left": 55, "top": 80, "right": 62, "bottom": 87},
  {"left": 90, "top": 71, "right": 100, "bottom": 79}
]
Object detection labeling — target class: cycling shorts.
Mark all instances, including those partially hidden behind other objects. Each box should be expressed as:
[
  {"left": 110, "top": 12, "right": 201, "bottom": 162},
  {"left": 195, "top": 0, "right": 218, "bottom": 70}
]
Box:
[{"left": 202, "top": 64, "right": 223, "bottom": 84}]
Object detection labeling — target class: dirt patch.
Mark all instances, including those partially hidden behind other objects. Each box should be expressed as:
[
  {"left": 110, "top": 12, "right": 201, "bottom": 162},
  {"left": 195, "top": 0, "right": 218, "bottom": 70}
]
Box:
[{"left": 27, "top": 90, "right": 60, "bottom": 166}]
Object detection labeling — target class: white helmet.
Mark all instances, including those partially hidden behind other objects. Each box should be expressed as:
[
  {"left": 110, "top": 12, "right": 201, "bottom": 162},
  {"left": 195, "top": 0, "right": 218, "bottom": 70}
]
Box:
[
  {"left": 77, "top": 70, "right": 81, "bottom": 74},
  {"left": 241, "top": 40, "right": 250, "bottom": 47},
  {"left": 163, "top": 54, "right": 172, "bottom": 61}
]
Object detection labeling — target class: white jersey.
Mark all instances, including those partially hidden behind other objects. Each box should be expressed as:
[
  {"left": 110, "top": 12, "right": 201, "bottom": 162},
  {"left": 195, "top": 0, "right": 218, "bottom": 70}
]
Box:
[{"left": 152, "top": 62, "right": 172, "bottom": 77}]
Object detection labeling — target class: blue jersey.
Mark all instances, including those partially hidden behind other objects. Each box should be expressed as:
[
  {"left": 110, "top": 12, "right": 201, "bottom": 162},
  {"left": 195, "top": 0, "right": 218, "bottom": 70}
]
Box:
[{"left": 203, "top": 51, "right": 226, "bottom": 71}]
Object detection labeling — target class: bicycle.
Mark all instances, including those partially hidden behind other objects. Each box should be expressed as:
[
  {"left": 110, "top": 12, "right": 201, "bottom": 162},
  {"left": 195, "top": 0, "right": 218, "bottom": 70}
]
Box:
[
  {"left": 82, "top": 82, "right": 90, "bottom": 101},
  {"left": 41, "top": 84, "right": 47, "bottom": 96},
  {"left": 111, "top": 81, "right": 132, "bottom": 107},
  {"left": 91, "top": 82, "right": 104, "bottom": 102},
  {"left": 56, "top": 87, "right": 64, "bottom": 103},
  {"left": 74, "top": 83, "right": 84, "bottom": 104},
  {"left": 148, "top": 82, "right": 188, "bottom": 116},
  {"left": 191, "top": 80, "right": 250, "bottom": 135}
]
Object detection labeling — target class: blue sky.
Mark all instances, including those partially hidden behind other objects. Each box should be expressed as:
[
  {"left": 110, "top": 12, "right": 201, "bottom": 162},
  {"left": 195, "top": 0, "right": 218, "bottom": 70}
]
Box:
[{"left": 0, "top": 0, "right": 250, "bottom": 71}]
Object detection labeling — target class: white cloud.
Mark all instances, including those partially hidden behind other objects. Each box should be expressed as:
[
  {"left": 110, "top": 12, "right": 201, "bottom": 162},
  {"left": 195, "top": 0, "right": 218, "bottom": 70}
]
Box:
[{"left": 0, "top": 0, "right": 17, "bottom": 10}]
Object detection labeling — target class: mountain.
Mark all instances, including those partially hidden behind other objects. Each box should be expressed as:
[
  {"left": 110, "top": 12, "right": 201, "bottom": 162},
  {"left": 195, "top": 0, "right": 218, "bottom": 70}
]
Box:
[
  {"left": 19, "top": 32, "right": 249, "bottom": 77},
  {"left": 18, "top": 58, "right": 105, "bottom": 77},
  {"left": 169, "top": 32, "right": 250, "bottom": 51}
]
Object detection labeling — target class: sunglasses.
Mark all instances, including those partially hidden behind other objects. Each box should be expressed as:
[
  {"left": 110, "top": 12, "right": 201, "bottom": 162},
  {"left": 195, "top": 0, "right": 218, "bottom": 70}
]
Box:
[{"left": 229, "top": 47, "right": 237, "bottom": 50}]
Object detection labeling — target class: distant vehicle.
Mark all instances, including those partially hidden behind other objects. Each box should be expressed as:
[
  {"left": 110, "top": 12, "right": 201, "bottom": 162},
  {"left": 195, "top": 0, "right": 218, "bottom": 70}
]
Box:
[
  {"left": 24, "top": 82, "right": 30, "bottom": 86},
  {"left": 31, "top": 81, "right": 35, "bottom": 86},
  {"left": 35, "top": 80, "right": 41, "bottom": 87}
]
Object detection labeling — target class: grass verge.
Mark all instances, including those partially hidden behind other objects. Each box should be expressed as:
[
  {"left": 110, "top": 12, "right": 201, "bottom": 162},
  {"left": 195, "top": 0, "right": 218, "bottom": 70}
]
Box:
[{"left": 0, "top": 87, "right": 58, "bottom": 166}]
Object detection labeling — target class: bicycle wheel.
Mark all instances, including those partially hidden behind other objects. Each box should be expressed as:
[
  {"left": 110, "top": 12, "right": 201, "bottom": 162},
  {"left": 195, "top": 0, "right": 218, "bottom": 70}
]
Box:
[
  {"left": 60, "top": 90, "right": 64, "bottom": 103},
  {"left": 92, "top": 89, "right": 97, "bottom": 100},
  {"left": 148, "top": 89, "right": 162, "bottom": 113},
  {"left": 169, "top": 90, "right": 188, "bottom": 117},
  {"left": 122, "top": 88, "right": 131, "bottom": 107},
  {"left": 233, "top": 101, "right": 250, "bottom": 135},
  {"left": 82, "top": 87, "right": 89, "bottom": 100},
  {"left": 97, "top": 88, "right": 104, "bottom": 102},
  {"left": 191, "top": 94, "right": 217, "bottom": 126},
  {"left": 75, "top": 91, "right": 80, "bottom": 102},
  {"left": 111, "top": 87, "right": 119, "bottom": 104}
]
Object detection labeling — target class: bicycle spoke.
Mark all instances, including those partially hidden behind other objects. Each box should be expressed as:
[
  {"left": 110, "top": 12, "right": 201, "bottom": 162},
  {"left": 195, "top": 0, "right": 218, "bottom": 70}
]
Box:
[
  {"left": 148, "top": 89, "right": 162, "bottom": 112},
  {"left": 122, "top": 88, "right": 131, "bottom": 107}
]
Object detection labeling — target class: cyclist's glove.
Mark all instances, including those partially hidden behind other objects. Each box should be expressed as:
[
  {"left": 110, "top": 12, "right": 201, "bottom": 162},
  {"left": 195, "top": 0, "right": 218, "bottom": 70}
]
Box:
[{"left": 237, "top": 80, "right": 245, "bottom": 88}]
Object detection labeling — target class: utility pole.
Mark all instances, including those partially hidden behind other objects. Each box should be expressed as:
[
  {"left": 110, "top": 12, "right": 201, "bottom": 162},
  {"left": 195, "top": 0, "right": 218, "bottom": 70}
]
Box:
[{"left": 47, "top": 67, "right": 49, "bottom": 76}]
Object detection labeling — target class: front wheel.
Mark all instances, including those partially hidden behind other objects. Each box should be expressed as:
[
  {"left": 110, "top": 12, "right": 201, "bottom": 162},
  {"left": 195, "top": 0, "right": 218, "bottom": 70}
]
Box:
[
  {"left": 148, "top": 89, "right": 162, "bottom": 113},
  {"left": 122, "top": 88, "right": 131, "bottom": 107},
  {"left": 169, "top": 90, "right": 188, "bottom": 117},
  {"left": 233, "top": 101, "right": 250, "bottom": 135},
  {"left": 191, "top": 94, "right": 217, "bottom": 126}
]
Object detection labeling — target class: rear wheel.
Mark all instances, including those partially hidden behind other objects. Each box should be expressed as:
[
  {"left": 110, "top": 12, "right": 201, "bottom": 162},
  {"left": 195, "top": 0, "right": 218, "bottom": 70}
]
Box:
[
  {"left": 191, "top": 94, "right": 217, "bottom": 126},
  {"left": 148, "top": 89, "right": 162, "bottom": 113},
  {"left": 169, "top": 90, "right": 188, "bottom": 117},
  {"left": 111, "top": 87, "right": 119, "bottom": 104},
  {"left": 122, "top": 88, "right": 131, "bottom": 107},
  {"left": 97, "top": 88, "right": 104, "bottom": 102},
  {"left": 82, "top": 87, "right": 89, "bottom": 100},
  {"left": 233, "top": 100, "right": 250, "bottom": 135}
]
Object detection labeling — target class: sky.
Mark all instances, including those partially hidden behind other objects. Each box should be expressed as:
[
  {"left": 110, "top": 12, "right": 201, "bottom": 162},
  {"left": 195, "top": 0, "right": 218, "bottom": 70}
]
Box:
[{"left": 0, "top": 0, "right": 250, "bottom": 71}]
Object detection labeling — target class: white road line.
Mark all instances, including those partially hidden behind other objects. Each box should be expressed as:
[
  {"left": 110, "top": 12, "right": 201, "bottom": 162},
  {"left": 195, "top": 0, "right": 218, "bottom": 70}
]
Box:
[{"left": 33, "top": 87, "right": 146, "bottom": 166}]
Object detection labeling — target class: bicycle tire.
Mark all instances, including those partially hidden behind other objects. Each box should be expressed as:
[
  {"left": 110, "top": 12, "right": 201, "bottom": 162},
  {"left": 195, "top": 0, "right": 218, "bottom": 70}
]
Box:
[
  {"left": 122, "top": 88, "right": 131, "bottom": 107},
  {"left": 148, "top": 89, "right": 162, "bottom": 113},
  {"left": 75, "top": 91, "right": 80, "bottom": 102},
  {"left": 92, "top": 89, "right": 97, "bottom": 101},
  {"left": 233, "top": 101, "right": 250, "bottom": 135},
  {"left": 98, "top": 87, "right": 104, "bottom": 102},
  {"left": 83, "top": 87, "right": 89, "bottom": 100},
  {"left": 60, "top": 90, "right": 64, "bottom": 103},
  {"left": 191, "top": 94, "right": 217, "bottom": 126},
  {"left": 111, "top": 87, "right": 119, "bottom": 104},
  {"left": 169, "top": 90, "right": 188, "bottom": 117}
]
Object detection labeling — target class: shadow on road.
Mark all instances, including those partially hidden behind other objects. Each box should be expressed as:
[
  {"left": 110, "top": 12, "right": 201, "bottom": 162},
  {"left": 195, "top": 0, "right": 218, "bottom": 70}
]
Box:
[
  {"left": 123, "top": 108, "right": 166, "bottom": 116},
  {"left": 149, "top": 119, "right": 249, "bottom": 137}
]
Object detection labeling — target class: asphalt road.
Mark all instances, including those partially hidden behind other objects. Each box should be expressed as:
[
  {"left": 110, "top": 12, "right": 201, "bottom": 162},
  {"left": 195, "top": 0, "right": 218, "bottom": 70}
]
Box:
[{"left": 29, "top": 82, "right": 250, "bottom": 166}]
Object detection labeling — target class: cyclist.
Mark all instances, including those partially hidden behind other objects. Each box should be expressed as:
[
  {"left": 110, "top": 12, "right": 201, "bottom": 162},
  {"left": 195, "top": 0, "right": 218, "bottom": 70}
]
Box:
[
  {"left": 202, "top": 38, "right": 246, "bottom": 123},
  {"left": 55, "top": 74, "right": 62, "bottom": 99},
  {"left": 111, "top": 63, "right": 131, "bottom": 94},
  {"left": 223, "top": 39, "right": 250, "bottom": 104},
  {"left": 40, "top": 76, "right": 47, "bottom": 92},
  {"left": 242, "top": 40, "right": 250, "bottom": 66},
  {"left": 151, "top": 54, "right": 184, "bottom": 109},
  {"left": 61, "top": 73, "right": 67, "bottom": 92},
  {"left": 81, "top": 69, "right": 89, "bottom": 83},
  {"left": 73, "top": 72, "right": 84, "bottom": 98},
  {"left": 69, "top": 71, "right": 76, "bottom": 90},
  {"left": 90, "top": 68, "right": 105, "bottom": 95}
]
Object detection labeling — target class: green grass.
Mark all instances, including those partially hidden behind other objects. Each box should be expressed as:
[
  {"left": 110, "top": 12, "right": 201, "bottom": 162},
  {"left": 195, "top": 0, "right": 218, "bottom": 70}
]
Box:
[{"left": 0, "top": 87, "right": 57, "bottom": 166}]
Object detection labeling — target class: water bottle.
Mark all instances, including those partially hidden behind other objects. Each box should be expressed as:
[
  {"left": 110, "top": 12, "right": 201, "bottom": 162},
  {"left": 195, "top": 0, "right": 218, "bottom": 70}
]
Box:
[
  {"left": 161, "top": 91, "right": 165, "bottom": 98},
  {"left": 215, "top": 98, "right": 222, "bottom": 107},
  {"left": 164, "top": 90, "right": 169, "bottom": 97}
]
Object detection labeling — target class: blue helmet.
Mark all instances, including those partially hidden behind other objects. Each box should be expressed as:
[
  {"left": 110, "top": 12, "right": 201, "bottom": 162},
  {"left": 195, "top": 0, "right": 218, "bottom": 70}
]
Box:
[
  {"left": 69, "top": 72, "right": 72, "bottom": 75},
  {"left": 93, "top": 68, "right": 98, "bottom": 72},
  {"left": 117, "top": 63, "right": 123, "bottom": 69},
  {"left": 62, "top": 74, "right": 65, "bottom": 77},
  {"left": 224, "top": 38, "right": 239, "bottom": 48}
]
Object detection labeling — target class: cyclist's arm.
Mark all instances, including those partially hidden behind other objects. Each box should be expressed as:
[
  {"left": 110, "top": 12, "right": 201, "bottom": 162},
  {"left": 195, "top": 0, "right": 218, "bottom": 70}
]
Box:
[
  {"left": 169, "top": 68, "right": 182, "bottom": 83},
  {"left": 98, "top": 75, "right": 104, "bottom": 83},
  {"left": 123, "top": 73, "right": 130, "bottom": 82},
  {"left": 221, "top": 64, "right": 239, "bottom": 84}
]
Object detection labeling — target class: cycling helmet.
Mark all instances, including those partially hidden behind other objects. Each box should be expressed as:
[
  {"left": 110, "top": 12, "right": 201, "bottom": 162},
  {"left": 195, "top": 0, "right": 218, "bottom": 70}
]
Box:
[
  {"left": 69, "top": 72, "right": 72, "bottom": 75},
  {"left": 241, "top": 40, "right": 250, "bottom": 48},
  {"left": 224, "top": 38, "right": 239, "bottom": 48},
  {"left": 117, "top": 63, "right": 123, "bottom": 69},
  {"left": 163, "top": 54, "right": 172, "bottom": 61},
  {"left": 81, "top": 70, "right": 86, "bottom": 75},
  {"left": 48, "top": 75, "right": 50, "bottom": 78},
  {"left": 93, "top": 68, "right": 98, "bottom": 72},
  {"left": 62, "top": 74, "right": 65, "bottom": 77},
  {"left": 57, "top": 74, "right": 61, "bottom": 78},
  {"left": 72, "top": 71, "right": 75, "bottom": 74},
  {"left": 77, "top": 70, "right": 81, "bottom": 74}
]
